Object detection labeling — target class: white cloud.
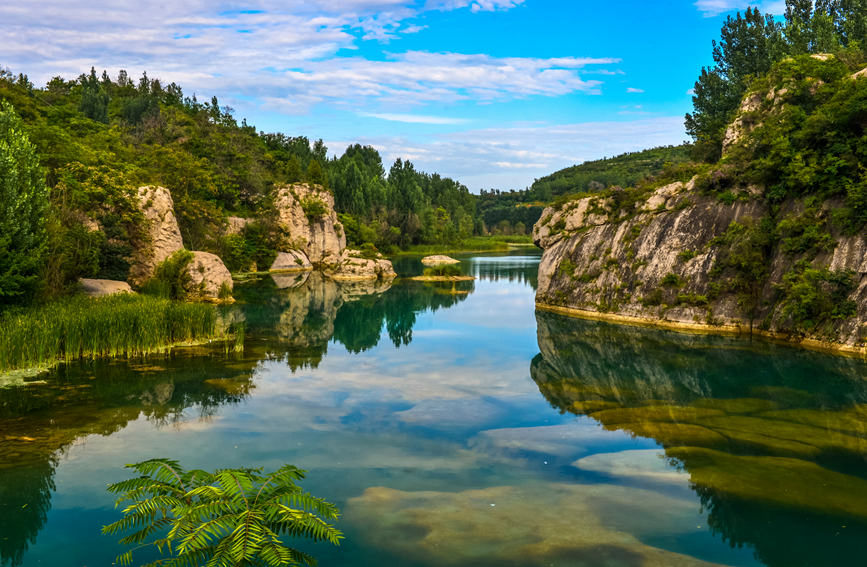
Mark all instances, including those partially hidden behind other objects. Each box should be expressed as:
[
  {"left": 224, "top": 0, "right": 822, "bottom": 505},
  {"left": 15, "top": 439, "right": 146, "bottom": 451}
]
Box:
[
  {"left": 626, "top": 87, "right": 644, "bottom": 93},
  {"left": 330, "top": 116, "right": 688, "bottom": 190},
  {"left": 1, "top": 2, "right": 619, "bottom": 113},
  {"left": 360, "top": 112, "right": 468, "bottom": 124},
  {"left": 694, "top": 0, "right": 786, "bottom": 16}
]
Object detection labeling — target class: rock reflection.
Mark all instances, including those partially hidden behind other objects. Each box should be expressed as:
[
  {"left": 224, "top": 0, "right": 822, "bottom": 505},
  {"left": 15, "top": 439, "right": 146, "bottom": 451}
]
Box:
[
  {"left": 531, "top": 310, "right": 867, "bottom": 567},
  {"left": 234, "top": 272, "right": 472, "bottom": 364}
]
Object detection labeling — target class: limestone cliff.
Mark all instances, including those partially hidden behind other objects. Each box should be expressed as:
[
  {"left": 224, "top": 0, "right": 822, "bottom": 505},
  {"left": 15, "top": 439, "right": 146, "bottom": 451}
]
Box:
[
  {"left": 534, "top": 55, "right": 867, "bottom": 354},
  {"left": 533, "top": 180, "right": 866, "bottom": 353},
  {"left": 274, "top": 183, "right": 346, "bottom": 265},
  {"left": 272, "top": 183, "right": 395, "bottom": 280}
]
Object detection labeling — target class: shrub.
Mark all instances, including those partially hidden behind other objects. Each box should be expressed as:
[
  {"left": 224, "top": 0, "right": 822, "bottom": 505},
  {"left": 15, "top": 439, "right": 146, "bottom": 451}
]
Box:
[
  {"left": 300, "top": 197, "right": 328, "bottom": 221},
  {"left": 661, "top": 273, "right": 683, "bottom": 287},
  {"left": 0, "top": 101, "right": 49, "bottom": 305},
  {"left": 778, "top": 262, "right": 858, "bottom": 331},
  {"left": 677, "top": 250, "right": 698, "bottom": 262},
  {"left": 140, "top": 250, "right": 194, "bottom": 300}
]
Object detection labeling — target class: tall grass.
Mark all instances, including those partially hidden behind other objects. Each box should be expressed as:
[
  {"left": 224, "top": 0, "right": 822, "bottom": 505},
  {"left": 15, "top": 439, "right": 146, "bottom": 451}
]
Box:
[{"left": 0, "top": 295, "right": 224, "bottom": 373}]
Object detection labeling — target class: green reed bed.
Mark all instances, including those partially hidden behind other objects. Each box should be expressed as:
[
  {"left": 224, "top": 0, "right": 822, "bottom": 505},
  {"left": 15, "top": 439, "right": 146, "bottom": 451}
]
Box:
[{"left": 0, "top": 294, "right": 224, "bottom": 373}]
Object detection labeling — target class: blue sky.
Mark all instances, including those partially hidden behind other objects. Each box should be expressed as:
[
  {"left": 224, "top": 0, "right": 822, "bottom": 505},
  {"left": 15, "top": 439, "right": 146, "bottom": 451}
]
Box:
[{"left": 2, "top": 1, "right": 786, "bottom": 190}]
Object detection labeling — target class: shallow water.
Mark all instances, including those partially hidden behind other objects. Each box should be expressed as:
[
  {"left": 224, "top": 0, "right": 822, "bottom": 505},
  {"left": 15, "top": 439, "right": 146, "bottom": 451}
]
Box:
[{"left": 1, "top": 250, "right": 867, "bottom": 567}]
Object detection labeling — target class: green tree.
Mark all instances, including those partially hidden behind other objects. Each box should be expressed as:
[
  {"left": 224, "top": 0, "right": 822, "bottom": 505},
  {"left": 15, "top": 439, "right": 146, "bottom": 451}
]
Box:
[
  {"left": 685, "top": 8, "right": 784, "bottom": 160},
  {"left": 103, "top": 458, "right": 342, "bottom": 567},
  {"left": 0, "top": 101, "right": 48, "bottom": 304},
  {"left": 306, "top": 159, "right": 327, "bottom": 187},
  {"left": 79, "top": 67, "right": 110, "bottom": 123}
]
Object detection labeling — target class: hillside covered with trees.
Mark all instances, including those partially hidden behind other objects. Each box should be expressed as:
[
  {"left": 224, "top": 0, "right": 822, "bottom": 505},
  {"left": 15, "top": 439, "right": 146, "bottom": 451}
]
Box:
[{"left": 0, "top": 68, "right": 489, "bottom": 303}]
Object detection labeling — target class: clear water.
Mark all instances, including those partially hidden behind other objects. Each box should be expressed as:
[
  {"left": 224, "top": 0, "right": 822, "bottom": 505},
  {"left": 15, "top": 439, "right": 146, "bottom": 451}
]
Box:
[{"left": 2, "top": 250, "right": 867, "bottom": 567}]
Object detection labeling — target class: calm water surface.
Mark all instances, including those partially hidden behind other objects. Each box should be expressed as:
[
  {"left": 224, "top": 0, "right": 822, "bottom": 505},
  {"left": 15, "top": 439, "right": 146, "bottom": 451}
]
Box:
[{"left": 2, "top": 250, "right": 867, "bottom": 567}]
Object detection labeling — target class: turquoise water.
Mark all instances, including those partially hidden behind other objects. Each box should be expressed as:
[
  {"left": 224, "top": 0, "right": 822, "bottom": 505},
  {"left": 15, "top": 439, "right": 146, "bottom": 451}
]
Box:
[{"left": 2, "top": 250, "right": 867, "bottom": 566}]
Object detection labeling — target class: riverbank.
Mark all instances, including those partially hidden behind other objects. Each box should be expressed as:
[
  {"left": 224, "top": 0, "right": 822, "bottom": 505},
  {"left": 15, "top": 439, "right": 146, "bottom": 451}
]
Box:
[
  {"left": 0, "top": 294, "right": 233, "bottom": 377},
  {"left": 537, "top": 302, "right": 867, "bottom": 359}
]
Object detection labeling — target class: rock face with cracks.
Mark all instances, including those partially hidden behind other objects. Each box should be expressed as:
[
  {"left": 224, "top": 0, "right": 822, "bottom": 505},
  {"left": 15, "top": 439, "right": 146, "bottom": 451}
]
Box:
[
  {"left": 185, "top": 251, "right": 233, "bottom": 300},
  {"left": 533, "top": 177, "right": 867, "bottom": 351},
  {"left": 273, "top": 183, "right": 346, "bottom": 265},
  {"left": 129, "top": 186, "right": 184, "bottom": 284}
]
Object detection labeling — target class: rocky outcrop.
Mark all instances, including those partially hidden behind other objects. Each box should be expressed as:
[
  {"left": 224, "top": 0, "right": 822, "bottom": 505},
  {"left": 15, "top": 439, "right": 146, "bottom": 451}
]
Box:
[
  {"left": 533, "top": 179, "right": 867, "bottom": 353},
  {"left": 722, "top": 92, "right": 763, "bottom": 153},
  {"left": 226, "top": 216, "right": 250, "bottom": 236},
  {"left": 269, "top": 251, "right": 313, "bottom": 273},
  {"left": 421, "top": 255, "right": 460, "bottom": 266},
  {"left": 185, "top": 251, "right": 233, "bottom": 300},
  {"left": 327, "top": 249, "right": 397, "bottom": 281},
  {"left": 79, "top": 278, "right": 134, "bottom": 297},
  {"left": 274, "top": 183, "right": 346, "bottom": 265},
  {"left": 130, "top": 186, "right": 184, "bottom": 284}
]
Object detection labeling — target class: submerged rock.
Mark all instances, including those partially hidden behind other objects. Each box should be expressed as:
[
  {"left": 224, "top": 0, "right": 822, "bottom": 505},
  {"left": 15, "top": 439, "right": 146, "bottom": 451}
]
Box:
[
  {"left": 346, "top": 483, "right": 719, "bottom": 566},
  {"left": 79, "top": 278, "right": 134, "bottom": 297},
  {"left": 130, "top": 186, "right": 184, "bottom": 284},
  {"left": 421, "top": 255, "right": 460, "bottom": 266}
]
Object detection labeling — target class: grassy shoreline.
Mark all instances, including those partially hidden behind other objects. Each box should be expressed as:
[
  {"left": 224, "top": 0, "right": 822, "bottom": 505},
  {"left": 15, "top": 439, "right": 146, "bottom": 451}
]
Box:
[{"left": 0, "top": 294, "right": 229, "bottom": 376}]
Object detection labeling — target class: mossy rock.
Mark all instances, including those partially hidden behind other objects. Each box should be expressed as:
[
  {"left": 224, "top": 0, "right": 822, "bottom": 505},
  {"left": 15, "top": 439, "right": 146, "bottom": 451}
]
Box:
[
  {"left": 667, "top": 446, "right": 867, "bottom": 520},
  {"left": 690, "top": 397, "right": 780, "bottom": 414},
  {"left": 609, "top": 421, "right": 729, "bottom": 448},
  {"left": 590, "top": 405, "right": 725, "bottom": 426}
]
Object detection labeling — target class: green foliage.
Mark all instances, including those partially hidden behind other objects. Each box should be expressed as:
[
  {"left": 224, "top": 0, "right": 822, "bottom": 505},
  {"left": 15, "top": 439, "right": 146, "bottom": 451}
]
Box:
[
  {"left": 711, "top": 218, "right": 774, "bottom": 321},
  {"left": 78, "top": 67, "right": 109, "bottom": 123},
  {"left": 777, "top": 261, "right": 858, "bottom": 331},
  {"left": 300, "top": 197, "right": 328, "bottom": 221},
  {"left": 557, "top": 258, "right": 577, "bottom": 278},
  {"left": 103, "top": 458, "right": 342, "bottom": 567},
  {"left": 306, "top": 159, "right": 327, "bottom": 187},
  {"left": 219, "top": 222, "right": 280, "bottom": 274},
  {"left": 686, "top": 1, "right": 867, "bottom": 160},
  {"left": 661, "top": 273, "right": 684, "bottom": 288},
  {"left": 777, "top": 206, "right": 836, "bottom": 255},
  {"left": 0, "top": 101, "right": 49, "bottom": 305},
  {"left": 42, "top": 163, "right": 147, "bottom": 293},
  {"left": 0, "top": 294, "right": 222, "bottom": 372},
  {"left": 678, "top": 250, "right": 698, "bottom": 262},
  {"left": 141, "top": 250, "right": 194, "bottom": 300},
  {"left": 527, "top": 145, "right": 693, "bottom": 200}
]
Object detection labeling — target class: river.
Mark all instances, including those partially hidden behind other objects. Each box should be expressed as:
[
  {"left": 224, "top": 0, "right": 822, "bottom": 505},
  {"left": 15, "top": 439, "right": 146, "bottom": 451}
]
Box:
[{"left": 2, "top": 250, "right": 867, "bottom": 566}]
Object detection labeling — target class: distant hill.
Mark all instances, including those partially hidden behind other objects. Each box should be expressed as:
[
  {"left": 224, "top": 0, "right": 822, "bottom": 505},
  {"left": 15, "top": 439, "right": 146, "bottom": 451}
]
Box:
[{"left": 530, "top": 145, "right": 692, "bottom": 200}]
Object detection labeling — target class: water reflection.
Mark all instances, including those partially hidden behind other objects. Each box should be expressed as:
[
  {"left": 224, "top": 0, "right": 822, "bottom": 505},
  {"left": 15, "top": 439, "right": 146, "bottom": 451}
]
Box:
[
  {"left": 531, "top": 310, "right": 867, "bottom": 567},
  {"left": 0, "top": 354, "right": 257, "bottom": 566},
  {"left": 0, "top": 268, "right": 477, "bottom": 566}
]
